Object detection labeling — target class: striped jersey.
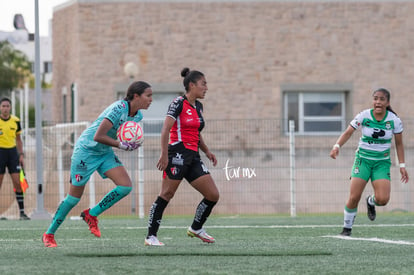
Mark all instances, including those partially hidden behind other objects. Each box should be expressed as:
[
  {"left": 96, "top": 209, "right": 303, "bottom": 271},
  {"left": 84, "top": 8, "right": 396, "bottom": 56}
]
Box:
[
  {"left": 350, "top": 109, "right": 403, "bottom": 160},
  {"left": 0, "top": 115, "right": 22, "bottom": 148},
  {"left": 76, "top": 100, "right": 143, "bottom": 154},
  {"left": 166, "top": 95, "right": 205, "bottom": 151}
]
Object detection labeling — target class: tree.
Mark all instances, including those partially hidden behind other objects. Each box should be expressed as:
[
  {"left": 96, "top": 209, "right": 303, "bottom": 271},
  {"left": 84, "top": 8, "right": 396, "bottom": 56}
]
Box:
[{"left": 0, "top": 41, "right": 31, "bottom": 95}]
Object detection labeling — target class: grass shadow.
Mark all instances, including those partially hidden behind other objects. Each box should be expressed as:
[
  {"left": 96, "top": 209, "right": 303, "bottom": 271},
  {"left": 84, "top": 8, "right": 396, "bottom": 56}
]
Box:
[{"left": 65, "top": 251, "right": 332, "bottom": 257}]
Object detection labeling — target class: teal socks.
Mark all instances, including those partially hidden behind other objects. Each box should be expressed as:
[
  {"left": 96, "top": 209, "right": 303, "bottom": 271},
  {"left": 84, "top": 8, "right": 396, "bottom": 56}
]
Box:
[
  {"left": 89, "top": 186, "right": 132, "bottom": 216},
  {"left": 46, "top": 195, "right": 80, "bottom": 234},
  {"left": 46, "top": 186, "right": 131, "bottom": 234}
]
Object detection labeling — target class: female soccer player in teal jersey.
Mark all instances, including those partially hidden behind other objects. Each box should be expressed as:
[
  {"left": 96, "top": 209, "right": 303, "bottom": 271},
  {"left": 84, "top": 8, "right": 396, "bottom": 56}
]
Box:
[
  {"left": 42, "top": 81, "right": 153, "bottom": 247},
  {"left": 330, "top": 88, "right": 409, "bottom": 236}
]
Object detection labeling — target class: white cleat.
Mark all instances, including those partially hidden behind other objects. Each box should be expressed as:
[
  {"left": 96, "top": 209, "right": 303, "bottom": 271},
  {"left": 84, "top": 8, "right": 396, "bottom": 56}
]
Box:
[
  {"left": 144, "top": 235, "right": 165, "bottom": 246},
  {"left": 187, "top": 227, "right": 215, "bottom": 243}
]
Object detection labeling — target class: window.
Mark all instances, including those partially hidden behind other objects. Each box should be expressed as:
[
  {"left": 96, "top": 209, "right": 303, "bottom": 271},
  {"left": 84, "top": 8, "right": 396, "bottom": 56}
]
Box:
[
  {"left": 282, "top": 84, "right": 352, "bottom": 135},
  {"left": 140, "top": 91, "right": 182, "bottom": 136},
  {"left": 114, "top": 82, "right": 183, "bottom": 136},
  {"left": 43, "top": 61, "right": 53, "bottom": 73}
]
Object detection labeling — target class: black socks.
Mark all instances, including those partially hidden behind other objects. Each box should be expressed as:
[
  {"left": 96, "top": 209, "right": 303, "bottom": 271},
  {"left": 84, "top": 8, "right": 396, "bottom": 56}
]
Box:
[
  {"left": 191, "top": 198, "right": 217, "bottom": 231},
  {"left": 147, "top": 196, "right": 169, "bottom": 237}
]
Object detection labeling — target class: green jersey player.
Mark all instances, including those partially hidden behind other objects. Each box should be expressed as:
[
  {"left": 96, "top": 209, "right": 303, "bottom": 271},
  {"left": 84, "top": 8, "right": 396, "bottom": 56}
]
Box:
[{"left": 330, "top": 88, "right": 409, "bottom": 236}]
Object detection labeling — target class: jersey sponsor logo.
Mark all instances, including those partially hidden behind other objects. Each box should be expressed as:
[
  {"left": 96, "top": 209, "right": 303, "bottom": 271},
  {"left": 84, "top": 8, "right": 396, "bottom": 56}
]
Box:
[
  {"left": 172, "top": 153, "right": 184, "bottom": 165},
  {"left": 76, "top": 160, "right": 87, "bottom": 171},
  {"left": 186, "top": 109, "right": 192, "bottom": 115},
  {"left": 372, "top": 129, "right": 385, "bottom": 139},
  {"left": 173, "top": 97, "right": 182, "bottom": 103},
  {"left": 99, "top": 189, "right": 120, "bottom": 208},
  {"left": 112, "top": 108, "right": 122, "bottom": 115},
  {"left": 167, "top": 103, "right": 180, "bottom": 116}
]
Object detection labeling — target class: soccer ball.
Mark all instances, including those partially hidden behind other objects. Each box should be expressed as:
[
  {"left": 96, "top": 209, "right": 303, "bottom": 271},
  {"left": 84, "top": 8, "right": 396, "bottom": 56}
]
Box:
[{"left": 117, "top": 121, "right": 144, "bottom": 145}]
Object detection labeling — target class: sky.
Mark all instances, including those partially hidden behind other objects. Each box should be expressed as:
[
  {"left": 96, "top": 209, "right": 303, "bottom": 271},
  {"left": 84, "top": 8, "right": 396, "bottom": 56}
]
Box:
[{"left": 0, "top": 0, "right": 69, "bottom": 37}]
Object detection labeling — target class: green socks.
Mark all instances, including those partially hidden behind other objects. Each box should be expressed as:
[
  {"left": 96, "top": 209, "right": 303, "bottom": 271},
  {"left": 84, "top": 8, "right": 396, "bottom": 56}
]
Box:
[
  {"left": 46, "top": 186, "right": 131, "bottom": 234},
  {"left": 89, "top": 186, "right": 132, "bottom": 216},
  {"left": 46, "top": 195, "right": 80, "bottom": 234}
]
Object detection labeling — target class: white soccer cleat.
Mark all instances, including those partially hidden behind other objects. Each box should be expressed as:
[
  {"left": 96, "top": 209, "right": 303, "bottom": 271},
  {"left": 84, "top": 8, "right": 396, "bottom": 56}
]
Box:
[
  {"left": 187, "top": 227, "right": 215, "bottom": 243},
  {"left": 144, "top": 235, "right": 165, "bottom": 246}
]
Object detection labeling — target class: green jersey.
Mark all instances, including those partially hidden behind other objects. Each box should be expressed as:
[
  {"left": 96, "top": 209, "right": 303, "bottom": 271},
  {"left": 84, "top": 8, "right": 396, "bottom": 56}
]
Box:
[{"left": 350, "top": 109, "right": 403, "bottom": 160}]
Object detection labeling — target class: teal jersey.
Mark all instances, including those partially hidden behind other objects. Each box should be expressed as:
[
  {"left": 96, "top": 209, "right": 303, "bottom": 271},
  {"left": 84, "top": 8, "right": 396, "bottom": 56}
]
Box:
[
  {"left": 75, "top": 100, "right": 143, "bottom": 154},
  {"left": 350, "top": 109, "right": 403, "bottom": 160}
]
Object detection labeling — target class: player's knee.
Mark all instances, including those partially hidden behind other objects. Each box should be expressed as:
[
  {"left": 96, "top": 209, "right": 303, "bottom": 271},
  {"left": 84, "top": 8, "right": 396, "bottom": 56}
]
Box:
[
  {"left": 116, "top": 185, "right": 132, "bottom": 196},
  {"left": 207, "top": 191, "right": 219, "bottom": 203},
  {"left": 348, "top": 196, "right": 361, "bottom": 207},
  {"left": 160, "top": 190, "right": 176, "bottom": 201},
  {"left": 374, "top": 195, "right": 389, "bottom": 206}
]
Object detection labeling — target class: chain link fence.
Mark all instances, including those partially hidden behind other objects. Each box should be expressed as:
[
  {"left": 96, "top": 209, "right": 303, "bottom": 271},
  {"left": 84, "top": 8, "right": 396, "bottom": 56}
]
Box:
[{"left": 1, "top": 118, "right": 413, "bottom": 218}]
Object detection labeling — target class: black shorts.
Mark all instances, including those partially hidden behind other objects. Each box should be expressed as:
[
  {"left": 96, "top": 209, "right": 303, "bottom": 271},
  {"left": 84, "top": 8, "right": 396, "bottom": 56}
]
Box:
[
  {"left": 0, "top": 147, "right": 20, "bottom": 174},
  {"left": 164, "top": 142, "right": 210, "bottom": 183}
]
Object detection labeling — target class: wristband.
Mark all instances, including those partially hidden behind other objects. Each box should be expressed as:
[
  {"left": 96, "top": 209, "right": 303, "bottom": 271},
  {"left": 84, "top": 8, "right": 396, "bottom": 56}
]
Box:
[
  {"left": 399, "top": 163, "right": 406, "bottom": 168},
  {"left": 333, "top": 144, "right": 340, "bottom": 149}
]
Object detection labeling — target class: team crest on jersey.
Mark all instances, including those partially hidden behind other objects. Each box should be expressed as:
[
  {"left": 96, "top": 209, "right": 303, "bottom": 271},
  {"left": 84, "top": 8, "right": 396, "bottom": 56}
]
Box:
[
  {"left": 170, "top": 166, "right": 179, "bottom": 175},
  {"left": 385, "top": 121, "right": 391, "bottom": 130},
  {"left": 75, "top": 174, "right": 83, "bottom": 182},
  {"left": 353, "top": 167, "right": 360, "bottom": 174},
  {"left": 172, "top": 153, "right": 184, "bottom": 165}
]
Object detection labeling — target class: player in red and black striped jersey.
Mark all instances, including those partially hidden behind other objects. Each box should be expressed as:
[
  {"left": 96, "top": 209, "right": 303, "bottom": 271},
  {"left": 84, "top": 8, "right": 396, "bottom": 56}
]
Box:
[
  {"left": 145, "top": 67, "right": 219, "bottom": 246},
  {"left": 167, "top": 95, "right": 204, "bottom": 151}
]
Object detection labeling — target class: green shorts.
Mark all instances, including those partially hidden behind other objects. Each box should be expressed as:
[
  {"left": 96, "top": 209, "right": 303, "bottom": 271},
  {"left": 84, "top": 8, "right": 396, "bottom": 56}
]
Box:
[
  {"left": 70, "top": 147, "right": 123, "bottom": 186},
  {"left": 351, "top": 151, "right": 391, "bottom": 182}
]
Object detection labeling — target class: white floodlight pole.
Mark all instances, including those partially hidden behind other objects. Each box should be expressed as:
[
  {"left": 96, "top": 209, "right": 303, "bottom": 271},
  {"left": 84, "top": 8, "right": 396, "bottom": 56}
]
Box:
[
  {"left": 289, "top": 120, "right": 296, "bottom": 217},
  {"left": 123, "top": 62, "right": 143, "bottom": 216},
  {"left": 31, "top": 0, "right": 50, "bottom": 219},
  {"left": 24, "top": 83, "right": 29, "bottom": 150},
  {"left": 11, "top": 91, "right": 16, "bottom": 114}
]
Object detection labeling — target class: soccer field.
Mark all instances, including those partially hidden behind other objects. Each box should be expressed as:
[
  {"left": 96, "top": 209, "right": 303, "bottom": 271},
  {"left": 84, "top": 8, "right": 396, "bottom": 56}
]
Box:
[{"left": 1, "top": 214, "right": 414, "bottom": 275}]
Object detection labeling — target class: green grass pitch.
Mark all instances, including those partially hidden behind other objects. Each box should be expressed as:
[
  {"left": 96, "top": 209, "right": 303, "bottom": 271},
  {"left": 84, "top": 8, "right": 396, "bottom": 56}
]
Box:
[{"left": 1, "top": 214, "right": 414, "bottom": 274}]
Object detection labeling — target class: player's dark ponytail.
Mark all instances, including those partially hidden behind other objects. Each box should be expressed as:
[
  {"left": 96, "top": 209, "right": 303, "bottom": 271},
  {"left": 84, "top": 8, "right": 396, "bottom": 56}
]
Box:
[
  {"left": 181, "top": 67, "right": 204, "bottom": 92},
  {"left": 124, "top": 81, "right": 151, "bottom": 101},
  {"left": 373, "top": 88, "right": 397, "bottom": 115}
]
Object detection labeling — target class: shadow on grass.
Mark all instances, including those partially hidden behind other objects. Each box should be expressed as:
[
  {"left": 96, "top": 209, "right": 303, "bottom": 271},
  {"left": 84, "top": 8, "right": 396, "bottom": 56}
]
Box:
[{"left": 65, "top": 251, "right": 332, "bottom": 257}]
